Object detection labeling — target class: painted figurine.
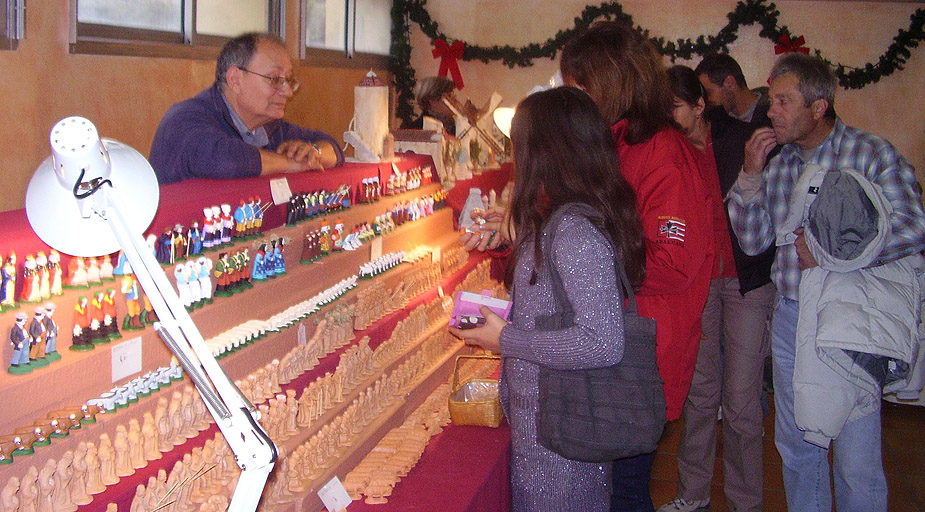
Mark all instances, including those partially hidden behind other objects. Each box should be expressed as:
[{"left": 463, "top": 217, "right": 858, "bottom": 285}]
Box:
[
  {"left": 234, "top": 200, "right": 248, "bottom": 239},
  {"left": 42, "top": 302, "right": 60, "bottom": 360},
  {"left": 8, "top": 312, "right": 31, "bottom": 374},
  {"left": 99, "top": 254, "right": 115, "bottom": 281},
  {"left": 103, "top": 288, "right": 120, "bottom": 339},
  {"left": 89, "top": 291, "right": 109, "bottom": 344},
  {"left": 28, "top": 307, "right": 49, "bottom": 367},
  {"left": 67, "top": 256, "right": 88, "bottom": 288},
  {"left": 188, "top": 221, "right": 203, "bottom": 256},
  {"left": 197, "top": 256, "right": 213, "bottom": 305},
  {"left": 35, "top": 252, "right": 51, "bottom": 300},
  {"left": 86, "top": 257, "right": 102, "bottom": 285},
  {"left": 220, "top": 204, "right": 233, "bottom": 244},
  {"left": 121, "top": 267, "right": 144, "bottom": 330},
  {"left": 173, "top": 224, "right": 188, "bottom": 261},
  {"left": 71, "top": 296, "right": 94, "bottom": 351},
  {"left": 20, "top": 255, "right": 41, "bottom": 303},
  {"left": 202, "top": 207, "right": 216, "bottom": 250},
  {"left": 175, "top": 263, "right": 191, "bottom": 310},
  {"left": 155, "top": 227, "right": 174, "bottom": 265},
  {"left": 185, "top": 260, "right": 202, "bottom": 308},
  {"left": 0, "top": 253, "right": 16, "bottom": 310}
]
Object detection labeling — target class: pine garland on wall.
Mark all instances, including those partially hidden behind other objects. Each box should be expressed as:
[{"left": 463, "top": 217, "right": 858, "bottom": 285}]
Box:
[{"left": 389, "top": 0, "right": 925, "bottom": 125}]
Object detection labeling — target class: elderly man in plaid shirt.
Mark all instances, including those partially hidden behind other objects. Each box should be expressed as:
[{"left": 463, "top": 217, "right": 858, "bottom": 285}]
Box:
[{"left": 727, "top": 53, "right": 925, "bottom": 512}]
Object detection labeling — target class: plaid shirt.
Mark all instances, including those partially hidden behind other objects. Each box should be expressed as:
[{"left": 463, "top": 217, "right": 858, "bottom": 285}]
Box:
[{"left": 728, "top": 118, "right": 925, "bottom": 300}]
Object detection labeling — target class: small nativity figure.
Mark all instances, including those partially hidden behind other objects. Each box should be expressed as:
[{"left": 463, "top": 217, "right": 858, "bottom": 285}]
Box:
[
  {"left": 8, "top": 312, "right": 31, "bottom": 374},
  {"left": 28, "top": 307, "right": 49, "bottom": 367},
  {"left": 0, "top": 253, "right": 16, "bottom": 311},
  {"left": 42, "top": 302, "right": 60, "bottom": 360},
  {"left": 71, "top": 296, "right": 94, "bottom": 351}
]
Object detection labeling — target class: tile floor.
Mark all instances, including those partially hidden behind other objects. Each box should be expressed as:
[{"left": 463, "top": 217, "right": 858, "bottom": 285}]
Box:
[{"left": 650, "top": 399, "right": 925, "bottom": 511}]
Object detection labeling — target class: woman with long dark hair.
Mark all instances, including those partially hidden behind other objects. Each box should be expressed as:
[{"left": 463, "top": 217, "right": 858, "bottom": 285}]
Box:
[
  {"left": 452, "top": 86, "right": 645, "bottom": 511},
  {"left": 559, "top": 21, "right": 714, "bottom": 512}
]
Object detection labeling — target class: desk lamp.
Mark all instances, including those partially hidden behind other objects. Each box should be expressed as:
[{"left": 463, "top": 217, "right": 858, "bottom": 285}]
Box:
[{"left": 25, "top": 117, "right": 276, "bottom": 512}]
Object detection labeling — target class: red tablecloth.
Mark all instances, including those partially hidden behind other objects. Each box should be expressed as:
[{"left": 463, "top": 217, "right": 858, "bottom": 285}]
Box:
[{"left": 348, "top": 422, "right": 511, "bottom": 512}]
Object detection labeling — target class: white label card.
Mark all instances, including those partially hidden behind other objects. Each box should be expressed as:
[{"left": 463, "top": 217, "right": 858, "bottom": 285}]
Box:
[
  {"left": 269, "top": 177, "right": 293, "bottom": 205},
  {"left": 318, "top": 476, "right": 352, "bottom": 511},
  {"left": 370, "top": 236, "right": 383, "bottom": 262},
  {"left": 111, "top": 337, "right": 143, "bottom": 382},
  {"left": 431, "top": 245, "right": 441, "bottom": 264}
]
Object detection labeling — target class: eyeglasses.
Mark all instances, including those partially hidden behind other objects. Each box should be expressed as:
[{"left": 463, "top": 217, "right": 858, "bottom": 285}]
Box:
[{"left": 239, "top": 67, "right": 300, "bottom": 92}]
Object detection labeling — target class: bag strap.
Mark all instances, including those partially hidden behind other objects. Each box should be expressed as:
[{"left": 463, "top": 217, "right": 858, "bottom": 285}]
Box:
[{"left": 539, "top": 203, "right": 638, "bottom": 316}]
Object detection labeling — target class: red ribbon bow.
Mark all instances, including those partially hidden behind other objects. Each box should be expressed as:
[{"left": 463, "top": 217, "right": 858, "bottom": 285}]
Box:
[
  {"left": 432, "top": 38, "right": 465, "bottom": 90},
  {"left": 775, "top": 34, "right": 810, "bottom": 55}
]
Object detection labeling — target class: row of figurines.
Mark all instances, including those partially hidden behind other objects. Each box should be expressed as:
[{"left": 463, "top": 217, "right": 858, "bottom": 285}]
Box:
[
  {"left": 299, "top": 193, "right": 446, "bottom": 263},
  {"left": 354, "top": 165, "right": 435, "bottom": 205},
  {"left": 0, "top": 362, "right": 184, "bottom": 465},
  {"left": 285, "top": 184, "right": 352, "bottom": 226},
  {"left": 358, "top": 252, "right": 406, "bottom": 279},
  {"left": 0, "top": 251, "right": 67, "bottom": 311},
  {"left": 148, "top": 198, "right": 270, "bottom": 267}
]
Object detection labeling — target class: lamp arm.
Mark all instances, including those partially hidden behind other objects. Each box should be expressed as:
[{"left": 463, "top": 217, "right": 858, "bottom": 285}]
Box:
[{"left": 99, "top": 190, "right": 277, "bottom": 512}]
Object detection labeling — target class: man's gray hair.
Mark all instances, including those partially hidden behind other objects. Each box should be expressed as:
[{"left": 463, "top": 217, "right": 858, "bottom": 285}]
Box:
[
  {"left": 215, "top": 32, "right": 285, "bottom": 89},
  {"left": 770, "top": 53, "right": 838, "bottom": 119}
]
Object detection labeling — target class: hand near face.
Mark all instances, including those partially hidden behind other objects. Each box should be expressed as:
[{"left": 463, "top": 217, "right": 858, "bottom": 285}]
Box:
[
  {"left": 744, "top": 127, "right": 779, "bottom": 175},
  {"left": 448, "top": 305, "right": 506, "bottom": 354}
]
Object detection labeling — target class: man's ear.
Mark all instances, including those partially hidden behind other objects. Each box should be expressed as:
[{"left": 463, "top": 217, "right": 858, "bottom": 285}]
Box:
[
  {"left": 810, "top": 98, "right": 829, "bottom": 120},
  {"left": 722, "top": 74, "right": 737, "bottom": 90},
  {"left": 225, "top": 66, "right": 243, "bottom": 94}
]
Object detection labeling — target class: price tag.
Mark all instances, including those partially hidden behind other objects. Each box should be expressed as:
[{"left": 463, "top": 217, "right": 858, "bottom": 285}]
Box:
[
  {"left": 269, "top": 177, "right": 293, "bottom": 205},
  {"left": 318, "top": 476, "right": 352, "bottom": 511},
  {"left": 370, "top": 236, "right": 383, "bottom": 262}
]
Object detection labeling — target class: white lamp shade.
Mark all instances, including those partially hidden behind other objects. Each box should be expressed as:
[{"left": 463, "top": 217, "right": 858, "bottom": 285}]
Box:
[
  {"left": 493, "top": 107, "right": 515, "bottom": 139},
  {"left": 26, "top": 118, "right": 159, "bottom": 257}
]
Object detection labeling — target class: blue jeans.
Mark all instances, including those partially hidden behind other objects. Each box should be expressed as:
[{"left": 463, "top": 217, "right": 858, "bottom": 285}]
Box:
[
  {"left": 610, "top": 451, "right": 655, "bottom": 512},
  {"left": 771, "top": 296, "right": 887, "bottom": 512}
]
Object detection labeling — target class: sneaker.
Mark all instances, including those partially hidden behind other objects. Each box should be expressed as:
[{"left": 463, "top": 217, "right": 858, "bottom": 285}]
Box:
[{"left": 656, "top": 497, "right": 710, "bottom": 512}]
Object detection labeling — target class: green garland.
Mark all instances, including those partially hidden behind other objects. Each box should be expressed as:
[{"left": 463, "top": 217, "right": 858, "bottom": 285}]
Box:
[{"left": 390, "top": 0, "right": 925, "bottom": 125}]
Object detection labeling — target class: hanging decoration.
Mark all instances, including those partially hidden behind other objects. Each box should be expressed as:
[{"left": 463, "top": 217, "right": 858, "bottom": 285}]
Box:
[
  {"left": 775, "top": 34, "right": 810, "bottom": 55},
  {"left": 432, "top": 38, "right": 466, "bottom": 90},
  {"left": 390, "top": 0, "right": 925, "bottom": 125}
]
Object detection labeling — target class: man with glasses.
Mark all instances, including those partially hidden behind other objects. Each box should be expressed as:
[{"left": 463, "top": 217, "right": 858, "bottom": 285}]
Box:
[{"left": 150, "top": 32, "right": 343, "bottom": 184}]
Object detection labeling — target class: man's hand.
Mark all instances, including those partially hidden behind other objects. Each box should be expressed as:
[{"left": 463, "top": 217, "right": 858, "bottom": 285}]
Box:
[
  {"left": 744, "top": 127, "right": 778, "bottom": 175},
  {"left": 277, "top": 140, "right": 324, "bottom": 170},
  {"left": 794, "top": 227, "right": 818, "bottom": 270},
  {"left": 458, "top": 207, "right": 511, "bottom": 252},
  {"left": 448, "top": 306, "right": 505, "bottom": 354}
]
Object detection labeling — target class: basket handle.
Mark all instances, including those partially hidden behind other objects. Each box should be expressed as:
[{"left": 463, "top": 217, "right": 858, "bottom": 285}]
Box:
[{"left": 452, "top": 353, "right": 502, "bottom": 390}]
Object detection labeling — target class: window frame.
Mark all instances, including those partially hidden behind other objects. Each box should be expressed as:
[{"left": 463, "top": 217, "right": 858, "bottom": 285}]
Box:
[
  {"left": 1, "top": 0, "right": 25, "bottom": 51},
  {"left": 69, "top": 0, "right": 285, "bottom": 60},
  {"left": 299, "top": 0, "right": 390, "bottom": 70}
]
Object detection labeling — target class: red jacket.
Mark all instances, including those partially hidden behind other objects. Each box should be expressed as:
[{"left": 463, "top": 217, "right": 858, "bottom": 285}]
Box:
[{"left": 613, "top": 120, "right": 714, "bottom": 420}]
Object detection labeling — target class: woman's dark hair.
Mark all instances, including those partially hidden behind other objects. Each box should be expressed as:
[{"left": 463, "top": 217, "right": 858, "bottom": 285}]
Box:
[
  {"left": 506, "top": 86, "right": 645, "bottom": 288},
  {"left": 666, "top": 65, "right": 705, "bottom": 107},
  {"left": 560, "top": 21, "right": 675, "bottom": 145}
]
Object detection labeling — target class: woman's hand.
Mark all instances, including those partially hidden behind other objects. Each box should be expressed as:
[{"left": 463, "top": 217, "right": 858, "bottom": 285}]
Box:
[
  {"left": 457, "top": 207, "right": 512, "bottom": 252},
  {"left": 448, "top": 305, "right": 506, "bottom": 354}
]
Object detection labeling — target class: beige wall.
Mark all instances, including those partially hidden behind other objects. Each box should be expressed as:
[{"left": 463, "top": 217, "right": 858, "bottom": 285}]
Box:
[
  {"left": 409, "top": 0, "right": 925, "bottom": 185},
  {"left": 0, "top": 0, "right": 377, "bottom": 212},
  {"left": 3, "top": 1, "right": 923, "bottom": 213}
]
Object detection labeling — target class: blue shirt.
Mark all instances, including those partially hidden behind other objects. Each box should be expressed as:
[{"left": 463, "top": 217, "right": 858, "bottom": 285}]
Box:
[
  {"left": 727, "top": 117, "right": 925, "bottom": 300},
  {"left": 149, "top": 82, "right": 344, "bottom": 184}
]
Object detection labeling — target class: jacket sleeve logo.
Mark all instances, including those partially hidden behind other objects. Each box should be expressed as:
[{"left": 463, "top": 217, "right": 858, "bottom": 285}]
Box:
[{"left": 657, "top": 216, "right": 686, "bottom": 244}]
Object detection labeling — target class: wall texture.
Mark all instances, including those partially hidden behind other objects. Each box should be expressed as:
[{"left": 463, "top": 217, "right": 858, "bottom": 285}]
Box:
[
  {"left": 0, "top": 0, "right": 378, "bottom": 212},
  {"left": 2, "top": 1, "right": 923, "bottom": 213},
  {"left": 408, "top": 0, "right": 925, "bottom": 186}
]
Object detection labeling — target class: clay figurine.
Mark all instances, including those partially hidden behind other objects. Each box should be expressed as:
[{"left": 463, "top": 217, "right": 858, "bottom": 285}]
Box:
[
  {"left": 70, "top": 296, "right": 94, "bottom": 351},
  {"left": 8, "top": 312, "right": 32, "bottom": 374},
  {"left": 28, "top": 307, "right": 49, "bottom": 367}
]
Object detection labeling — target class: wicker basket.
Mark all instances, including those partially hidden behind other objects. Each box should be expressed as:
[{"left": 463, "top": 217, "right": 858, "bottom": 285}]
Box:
[{"left": 448, "top": 354, "right": 503, "bottom": 427}]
